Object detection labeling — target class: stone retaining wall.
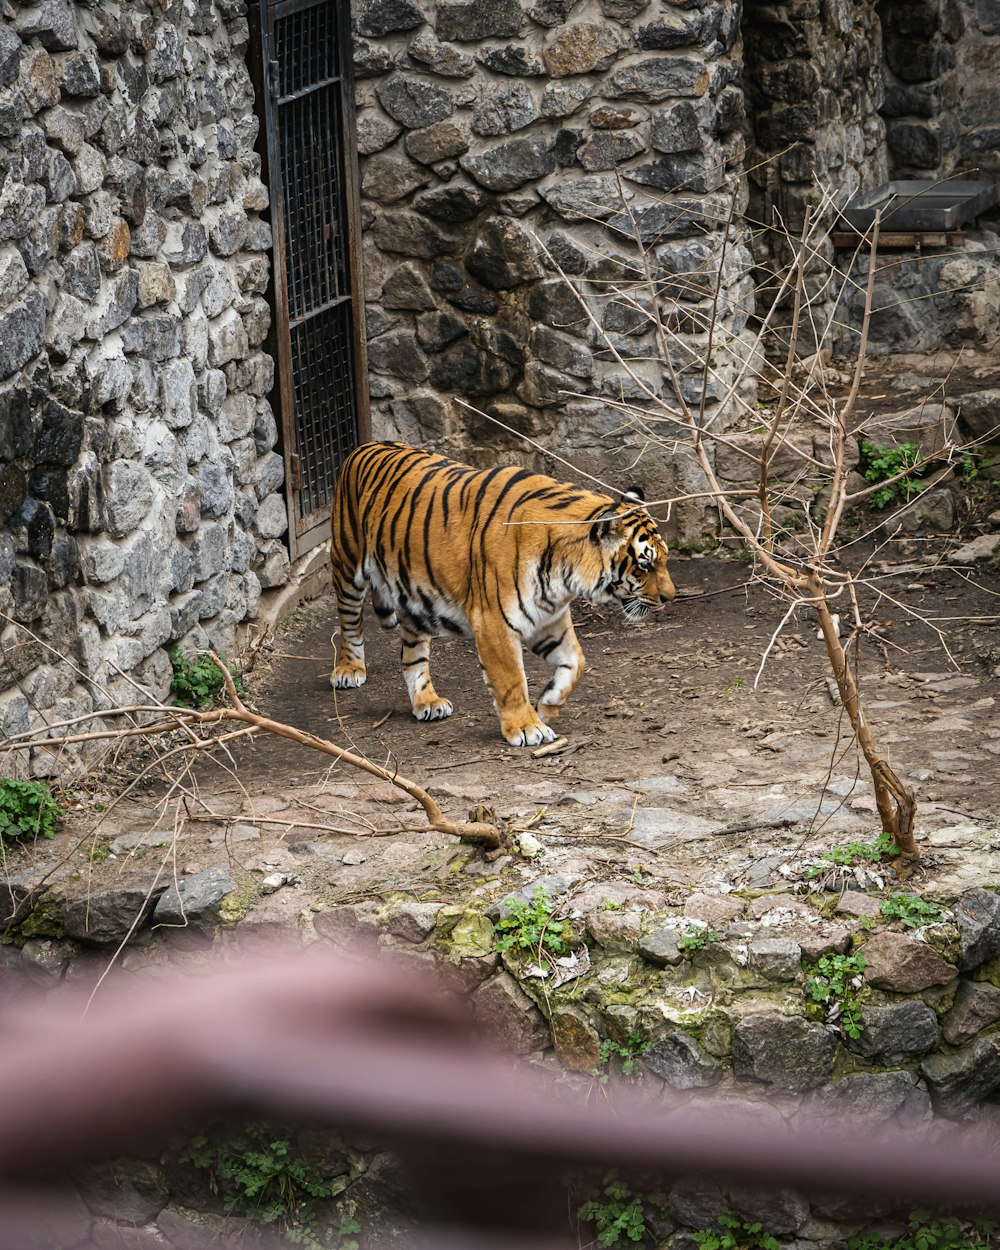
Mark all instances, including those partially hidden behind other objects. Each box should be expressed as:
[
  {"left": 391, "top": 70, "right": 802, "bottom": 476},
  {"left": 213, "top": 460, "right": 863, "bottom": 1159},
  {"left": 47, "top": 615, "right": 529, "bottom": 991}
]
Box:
[
  {"left": 0, "top": 0, "right": 279, "bottom": 772},
  {"left": 5, "top": 850, "right": 1000, "bottom": 1246}
]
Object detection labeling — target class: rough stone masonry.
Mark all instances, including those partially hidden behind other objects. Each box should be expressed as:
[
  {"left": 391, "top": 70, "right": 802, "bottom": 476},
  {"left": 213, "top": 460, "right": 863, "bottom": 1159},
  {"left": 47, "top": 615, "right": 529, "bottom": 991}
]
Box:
[{"left": 0, "top": 0, "right": 278, "bottom": 770}]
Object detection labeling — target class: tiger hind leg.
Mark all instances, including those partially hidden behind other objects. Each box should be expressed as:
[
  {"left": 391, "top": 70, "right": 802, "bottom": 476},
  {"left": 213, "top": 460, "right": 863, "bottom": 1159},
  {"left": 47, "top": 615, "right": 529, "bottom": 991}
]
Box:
[
  {"left": 399, "top": 627, "right": 453, "bottom": 722},
  {"left": 532, "top": 611, "right": 586, "bottom": 725},
  {"left": 331, "top": 576, "right": 368, "bottom": 690}
]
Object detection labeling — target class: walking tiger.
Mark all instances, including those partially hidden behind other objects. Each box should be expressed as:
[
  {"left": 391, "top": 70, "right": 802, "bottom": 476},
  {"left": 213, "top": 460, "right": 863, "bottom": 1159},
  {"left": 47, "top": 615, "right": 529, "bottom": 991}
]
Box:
[{"left": 330, "top": 442, "right": 675, "bottom": 747}]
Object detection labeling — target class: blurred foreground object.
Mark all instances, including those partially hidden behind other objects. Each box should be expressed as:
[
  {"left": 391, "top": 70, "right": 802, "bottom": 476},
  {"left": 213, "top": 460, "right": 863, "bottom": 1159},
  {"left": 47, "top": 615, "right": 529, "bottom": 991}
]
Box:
[{"left": 0, "top": 947, "right": 998, "bottom": 1248}]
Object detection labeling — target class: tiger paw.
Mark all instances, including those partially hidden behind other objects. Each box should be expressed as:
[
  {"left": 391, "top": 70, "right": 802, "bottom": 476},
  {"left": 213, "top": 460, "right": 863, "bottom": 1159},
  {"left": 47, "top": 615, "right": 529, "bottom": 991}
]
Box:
[
  {"left": 504, "top": 720, "right": 557, "bottom": 748},
  {"left": 331, "top": 664, "right": 367, "bottom": 689},
  {"left": 413, "top": 696, "right": 453, "bottom": 722}
]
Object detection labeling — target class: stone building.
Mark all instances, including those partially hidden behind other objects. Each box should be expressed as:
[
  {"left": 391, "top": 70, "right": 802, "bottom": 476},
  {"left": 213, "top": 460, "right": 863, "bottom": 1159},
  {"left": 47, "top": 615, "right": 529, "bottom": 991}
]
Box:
[{"left": 1, "top": 0, "right": 998, "bottom": 770}]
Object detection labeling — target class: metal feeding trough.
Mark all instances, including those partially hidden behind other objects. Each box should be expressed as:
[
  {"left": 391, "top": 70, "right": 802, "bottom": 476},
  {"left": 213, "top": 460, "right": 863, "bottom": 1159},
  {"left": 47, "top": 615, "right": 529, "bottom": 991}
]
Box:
[{"left": 843, "top": 180, "right": 997, "bottom": 232}]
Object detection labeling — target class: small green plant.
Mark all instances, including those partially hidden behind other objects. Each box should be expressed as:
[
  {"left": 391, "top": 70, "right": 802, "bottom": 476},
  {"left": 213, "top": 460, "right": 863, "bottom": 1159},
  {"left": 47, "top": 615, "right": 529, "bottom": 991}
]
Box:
[
  {"left": 692, "top": 1209, "right": 782, "bottom": 1250},
  {"left": 602, "top": 899, "right": 625, "bottom": 911},
  {"left": 178, "top": 1122, "right": 336, "bottom": 1238},
  {"left": 630, "top": 865, "right": 647, "bottom": 886},
  {"left": 494, "top": 886, "right": 570, "bottom": 958},
  {"left": 89, "top": 845, "right": 111, "bottom": 863},
  {"left": 860, "top": 439, "right": 929, "bottom": 509},
  {"left": 287, "top": 1200, "right": 360, "bottom": 1250},
  {"left": 577, "top": 1172, "right": 667, "bottom": 1247},
  {"left": 879, "top": 892, "right": 944, "bottom": 930},
  {"left": 722, "top": 677, "right": 745, "bottom": 696},
  {"left": 847, "top": 1208, "right": 995, "bottom": 1250},
  {"left": 805, "top": 952, "right": 867, "bottom": 1039},
  {"left": 677, "top": 921, "right": 720, "bottom": 957},
  {"left": 0, "top": 779, "right": 61, "bottom": 842},
  {"left": 805, "top": 832, "right": 900, "bottom": 878},
  {"left": 595, "top": 1032, "right": 650, "bottom": 1079},
  {"left": 169, "top": 645, "right": 244, "bottom": 708},
  {"left": 958, "top": 451, "right": 989, "bottom": 484}
]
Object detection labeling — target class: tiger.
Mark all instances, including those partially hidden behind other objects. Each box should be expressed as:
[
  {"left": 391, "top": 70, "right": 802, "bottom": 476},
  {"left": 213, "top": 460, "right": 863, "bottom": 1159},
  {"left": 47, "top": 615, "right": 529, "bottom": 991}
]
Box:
[{"left": 329, "top": 442, "right": 676, "bottom": 747}]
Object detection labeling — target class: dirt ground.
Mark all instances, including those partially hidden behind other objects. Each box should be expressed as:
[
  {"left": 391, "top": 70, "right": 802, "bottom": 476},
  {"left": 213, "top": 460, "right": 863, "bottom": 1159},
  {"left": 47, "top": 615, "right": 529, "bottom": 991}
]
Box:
[{"left": 150, "top": 537, "right": 1000, "bottom": 907}]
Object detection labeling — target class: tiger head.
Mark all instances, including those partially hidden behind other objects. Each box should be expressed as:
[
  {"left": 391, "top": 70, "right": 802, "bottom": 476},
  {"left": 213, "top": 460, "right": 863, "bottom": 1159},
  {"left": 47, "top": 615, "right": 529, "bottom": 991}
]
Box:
[{"left": 590, "top": 497, "right": 676, "bottom": 622}]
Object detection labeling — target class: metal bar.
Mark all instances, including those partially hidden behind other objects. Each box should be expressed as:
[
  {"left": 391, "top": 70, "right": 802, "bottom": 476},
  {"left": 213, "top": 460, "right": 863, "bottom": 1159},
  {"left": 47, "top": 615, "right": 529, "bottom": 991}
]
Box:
[
  {"left": 288, "top": 294, "right": 352, "bottom": 330},
  {"left": 274, "top": 74, "right": 343, "bottom": 106},
  {"left": 833, "top": 231, "right": 966, "bottom": 249}
]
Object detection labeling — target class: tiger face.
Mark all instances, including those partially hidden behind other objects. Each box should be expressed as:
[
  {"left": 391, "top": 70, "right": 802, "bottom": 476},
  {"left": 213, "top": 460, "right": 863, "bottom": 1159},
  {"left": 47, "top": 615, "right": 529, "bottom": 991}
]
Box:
[{"left": 592, "top": 509, "right": 676, "bottom": 623}]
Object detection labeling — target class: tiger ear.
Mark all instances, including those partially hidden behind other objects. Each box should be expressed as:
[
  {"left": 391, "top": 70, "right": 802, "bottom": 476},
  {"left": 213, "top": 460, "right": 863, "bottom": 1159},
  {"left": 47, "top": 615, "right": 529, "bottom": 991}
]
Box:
[
  {"left": 589, "top": 516, "right": 628, "bottom": 550},
  {"left": 621, "top": 484, "right": 645, "bottom": 504}
]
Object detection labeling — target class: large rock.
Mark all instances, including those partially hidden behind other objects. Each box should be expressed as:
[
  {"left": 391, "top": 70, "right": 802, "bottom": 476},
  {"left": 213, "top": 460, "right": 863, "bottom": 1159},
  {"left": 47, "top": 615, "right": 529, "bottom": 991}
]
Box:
[
  {"left": 550, "top": 1005, "right": 601, "bottom": 1070},
  {"left": 919, "top": 1035, "right": 1000, "bottom": 1118},
  {"left": 470, "top": 971, "right": 549, "bottom": 1054},
  {"left": 732, "top": 1012, "right": 837, "bottom": 1091},
  {"left": 465, "top": 217, "right": 543, "bottom": 289},
  {"left": 376, "top": 73, "right": 455, "bottom": 129},
  {"left": 543, "top": 22, "right": 625, "bottom": 77},
  {"left": 153, "top": 865, "right": 236, "bottom": 933},
  {"left": 460, "top": 135, "right": 555, "bottom": 192},
  {"left": 942, "top": 978, "right": 1000, "bottom": 1045},
  {"left": 0, "top": 287, "right": 46, "bottom": 380},
  {"left": 604, "top": 57, "right": 710, "bottom": 103},
  {"left": 860, "top": 930, "right": 957, "bottom": 992},
  {"left": 848, "top": 1001, "right": 939, "bottom": 1062},
  {"left": 644, "top": 1031, "right": 723, "bottom": 1089},
  {"left": 62, "top": 880, "right": 165, "bottom": 946},
  {"left": 436, "top": 0, "right": 525, "bottom": 40},
  {"left": 954, "top": 888, "right": 1000, "bottom": 970},
  {"left": 539, "top": 174, "right": 627, "bottom": 221},
  {"left": 354, "top": 0, "right": 424, "bottom": 36},
  {"left": 807, "top": 1070, "right": 923, "bottom": 1126},
  {"left": 472, "top": 81, "right": 538, "bottom": 135}
]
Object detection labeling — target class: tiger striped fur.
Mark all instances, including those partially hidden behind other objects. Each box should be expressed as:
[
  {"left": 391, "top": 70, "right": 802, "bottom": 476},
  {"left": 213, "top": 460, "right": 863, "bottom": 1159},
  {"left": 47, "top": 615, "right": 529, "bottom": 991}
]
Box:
[{"left": 329, "top": 442, "right": 676, "bottom": 747}]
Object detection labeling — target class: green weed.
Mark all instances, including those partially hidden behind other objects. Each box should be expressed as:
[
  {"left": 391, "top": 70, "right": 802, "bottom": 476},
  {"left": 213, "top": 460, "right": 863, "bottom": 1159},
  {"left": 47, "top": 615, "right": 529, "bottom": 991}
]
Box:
[
  {"left": 847, "top": 1208, "right": 995, "bottom": 1250},
  {"left": 805, "top": 832, "right": 900, "bottom": 878},
  {"left": 805, "top": 952, "right": 866, "bottom": 1039},
  {"left": 677, "top": 921, "right": 720, "bottom": 957},
  {"left": 860, "top": 440, "right": 929, "bottom": 509},
  {"left": 0, "top": 779, "right": 61, "bottom": 842},
  {"left": 879, "top": 892, "right": 943, "bottom": 929},
  {"left": 577, "top": 1172, "right": 667, "bottom": 1247},
  {"left": 594, "top": 1032, "right": 650, "bottom": 1080},
  {"left": 178, "top": 1123, "right": 348, "bottom": 1246},
  {"left": 169, "top": 645, "right": 243, "bottom": 708},
  {"left": 494, "top": 886, "right": 570, "bottom": 958},
  {"left": 692, "top": 1209, "right": 782, "bottom": 1250}
]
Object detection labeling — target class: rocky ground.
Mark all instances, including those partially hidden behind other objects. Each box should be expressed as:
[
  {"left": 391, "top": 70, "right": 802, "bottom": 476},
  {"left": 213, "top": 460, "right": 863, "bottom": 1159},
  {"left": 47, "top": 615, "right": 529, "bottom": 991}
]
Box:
[{"left": 6, "top": 538, "right": 1000, "bottom": 968}]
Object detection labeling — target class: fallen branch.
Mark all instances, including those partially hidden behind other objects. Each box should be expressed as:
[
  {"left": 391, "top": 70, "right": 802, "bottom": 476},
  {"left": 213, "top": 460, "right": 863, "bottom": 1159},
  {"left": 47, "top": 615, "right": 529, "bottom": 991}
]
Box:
[
  {"left": 2, "top": 664, "right": 505, "bottom": 852},
  {"left": 205, "top": 654, "right": 504, "bottom": 850}
]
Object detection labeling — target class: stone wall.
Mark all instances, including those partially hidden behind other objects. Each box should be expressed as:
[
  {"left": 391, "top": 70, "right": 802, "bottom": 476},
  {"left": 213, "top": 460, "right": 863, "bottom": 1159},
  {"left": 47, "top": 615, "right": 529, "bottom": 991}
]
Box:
[
  {"left": 353, "top": 0, "right": 754, "bottom": 544},
  {"left": 954, "top": 0, "right": 1000, "bottom": 184},
  {"left": 742, "top": 0, "right": 889, "bottom": 351},
  {"left": 5, "top": 841, "right": 1000, "bottom": 1246},
  {"left": 878, "top": 0, "right": 1000, "bottom": 183},
  {"left": 0, "top": 0, "right": 280, "bottom": 772}
]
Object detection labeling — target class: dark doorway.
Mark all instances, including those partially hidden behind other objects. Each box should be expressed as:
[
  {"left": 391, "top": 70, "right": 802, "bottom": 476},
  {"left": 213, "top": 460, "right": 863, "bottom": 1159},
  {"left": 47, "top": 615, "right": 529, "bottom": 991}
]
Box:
[{"left": 249, "top": 0, "right": 369, "bottom": 560}]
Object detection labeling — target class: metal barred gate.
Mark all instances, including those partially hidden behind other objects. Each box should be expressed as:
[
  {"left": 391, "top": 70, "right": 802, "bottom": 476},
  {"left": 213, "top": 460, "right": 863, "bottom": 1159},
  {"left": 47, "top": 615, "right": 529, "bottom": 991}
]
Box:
[{"left": 249, "top": 0, "right": 369, "bottom": 560}]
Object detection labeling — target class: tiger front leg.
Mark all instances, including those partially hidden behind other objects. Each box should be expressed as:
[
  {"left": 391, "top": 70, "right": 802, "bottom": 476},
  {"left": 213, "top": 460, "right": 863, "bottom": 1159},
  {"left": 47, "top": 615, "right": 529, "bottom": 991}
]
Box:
[
  {"left": 399, "top": 627, "right": 454, "bottom": 723},
  {"left": 331, "top": 578, "right": 368, "bottom": 689},
  {"left": 472, "top": 613, "right": 556, "bottom": 748},
  {"left": 531, "top": 611, "right": 585, "bottom": 725}
]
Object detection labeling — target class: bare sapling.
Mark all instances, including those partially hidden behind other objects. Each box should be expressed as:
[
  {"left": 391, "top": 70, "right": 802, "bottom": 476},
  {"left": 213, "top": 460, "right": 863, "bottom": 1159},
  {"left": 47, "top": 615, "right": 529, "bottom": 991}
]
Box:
[{"left": 528, "top": 180, "right": 987, "bottom": 864}]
